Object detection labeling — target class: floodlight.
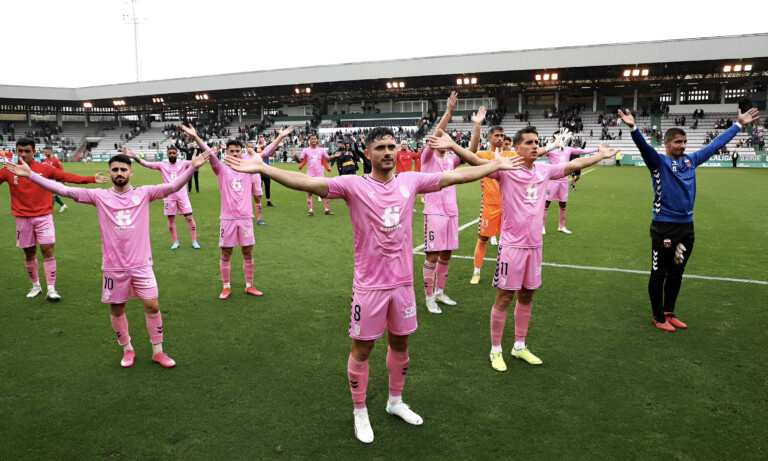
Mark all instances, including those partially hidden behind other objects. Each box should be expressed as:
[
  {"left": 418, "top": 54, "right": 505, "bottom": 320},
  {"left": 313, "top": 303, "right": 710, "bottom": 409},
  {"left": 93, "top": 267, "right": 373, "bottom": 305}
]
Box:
[
  {"left": 464, "top": 78, "right": 469, "bottom": 84},
  {"left": 623, "top": 70, "right": 631, "bottom": 77},
  {"left": 723, "top": 65, "right": 731, "bottom": 72},
  {"left": 632, "top": 69, "right": 640, "bottom": 76},
  {"left": 551, "top": 74, "right": 558, "bottom": 81},
  {"left": 387, "top": 82, "right": 392, "bottom": 89},
  {"left": 734, "top": 65, "right": 742, "bottom": 72},
  {"left": 535, "top": 75, "right": 541, "bottom": 81},
  {"left": 641, "top": 69, "right": 649, "bottom": 76},
  {"left": 399, "top": 82, "right": 405, "bottom": 88},
  {"left": 470, "top": 77, "right": 477, "bottom": 84},
  {"left": 83, "top": 102, "right": 93, "bottom": 108},
  {"left": 543, "top": 74, "right": 550, "bottom": 81},
  {"left": 457, "top": 78, "right": 462, "bottom": 85},
  {"left": 744, "top": 64, "right": 752, "bottom": 71},
  {"left": 305, "top": 87, "right": 311, "bottom": 93}
]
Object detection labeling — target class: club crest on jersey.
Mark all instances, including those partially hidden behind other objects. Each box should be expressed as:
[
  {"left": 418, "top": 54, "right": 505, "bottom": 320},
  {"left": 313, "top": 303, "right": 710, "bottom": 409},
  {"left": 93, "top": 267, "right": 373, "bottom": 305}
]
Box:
[
  {"left": 103, "top": 289, "right": 111, "bottom": 301},
  {"left": 399, "top": 185, "right": 410, "bottom": 198},
  {"left": 664, "top": 238, "right": 672, "bottom": 248},
  {"left": 684, "top": 158, "right": 692, "bottom": 167},
  {"left": 132, "top": 195, "right": 141, "bottom": 206},
  {"left": 353, "top": 324, "right": 360, "bottom": 336}
]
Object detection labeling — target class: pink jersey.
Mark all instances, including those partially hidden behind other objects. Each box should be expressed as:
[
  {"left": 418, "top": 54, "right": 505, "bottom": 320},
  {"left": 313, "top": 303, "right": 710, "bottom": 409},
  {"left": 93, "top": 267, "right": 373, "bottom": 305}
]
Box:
[
  {"left": 210, "top": 154, "right": 259, "bottom": 219},
  {"left": 300, "top": 147, "right": 329, "bottom": 177},
  {"left": 545, "top": 147, "right": 596, "bottom": 182},
  {"left": 326, "top": 172, "right": 442, "bottom": 289},
  {"left": 420, "top": 146, "right": 460, "bottom": 216},
  {"left": 139, "top": 159, "right": 192, "bottom": 200},
  {"left": 489, "top": 163, "right": 567, "bottom": 248},
  {"left": 28, "top": 166, "right": 195, "bottom": 270}
]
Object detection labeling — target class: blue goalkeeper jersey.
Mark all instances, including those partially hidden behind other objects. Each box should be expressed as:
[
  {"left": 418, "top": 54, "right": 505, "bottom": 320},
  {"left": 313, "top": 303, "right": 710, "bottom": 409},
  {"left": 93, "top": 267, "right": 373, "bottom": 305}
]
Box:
[{"left": 631, "top": 123, "right": 741, "bottom": 223}]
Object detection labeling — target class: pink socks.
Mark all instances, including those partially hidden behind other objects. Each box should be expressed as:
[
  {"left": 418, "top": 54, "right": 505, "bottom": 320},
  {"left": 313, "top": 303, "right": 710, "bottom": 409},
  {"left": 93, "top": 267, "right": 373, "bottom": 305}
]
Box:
[
  {"left": 423, "top": 262, "right": 436, "bottom": 296},
  {"left": 25, "top": 257, "right": 39, "bottom": 283},
  {"left": 146, "top": 312, "right": 164, "bottom": 344},
  {"left": 559, "top": 208, "right": 567, "bottom": 228},
  {"left": 110, "top": 314, "right": 131, "bottom": 346},
  {"left": 436, "top": 258, "right": 450, "bottom": 290},
  {"left": 243, "top": 256, "right": 254, "bottom": 285},
  {"left": 514, "top": 301, "right": 532, "bottom": 342},
  {"left": 306, "top": 194, "right": 313, "bottom": 211},
  {"left": 43, "top": 258, "right": 56, "bottom": 287},
  {"left": 386, "top": 347, "right": 409, "bottom": 398},
  {"left": 220, "top": 258, "right": 231, "bottom": 284},
  {"left": 348, "top": 355, "right": 369, "bottom": 410},
  {"left": 490, "top": 307, "right": 507, "bottom": 347},
  {"left": 168, "top": 217, "right": 178, "bottom": 242},
  {"left": 185, "top": 215, "right": 197, "bottom": 241}
]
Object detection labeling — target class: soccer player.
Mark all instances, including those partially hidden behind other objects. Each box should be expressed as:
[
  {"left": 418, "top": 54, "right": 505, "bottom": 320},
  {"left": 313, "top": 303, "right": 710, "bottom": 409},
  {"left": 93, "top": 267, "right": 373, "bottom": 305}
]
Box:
[
  {"left": 180, "top": 124, "right": 271, "bottom": 299},
  {"left": 0, "top": 137, "right": 107, "bottom": 301},
  {"left": 429, "top": 127, "right": 618, "bottom": 371},
  {"left": 469, "top": 114, "right": 557, "bottom": 285},
  {"left": 6, "top": 150, "right": 209, "bottom": 368},
  {"left": 182, "top": 142, "right": 201, "bottom": 193},
  {"left": 124, "top": 146, "right": 201, "bottom": 249},
  {"left": 542, "top": 130, "right": 598, "bottom": 235},
  {"left": 617, "top": 107, "right": 760, "bottom": 331},
  {"left": 245, "top": 141, "right": 266, "bottom": 226},
  {"left": 421, "top": 92, "right": 464, "bottom": 314},
  {"left": 42, "top": 146, "right": 68, "bottom": 212},
  {"left": 396, "top": 140, "right": 414, "bottom": 174},
  {"left": 224, "top": 126, "right": 523, "bottom": 444},
  {"left": 298, "top": 134, "right": 332, "bottom": 216}
]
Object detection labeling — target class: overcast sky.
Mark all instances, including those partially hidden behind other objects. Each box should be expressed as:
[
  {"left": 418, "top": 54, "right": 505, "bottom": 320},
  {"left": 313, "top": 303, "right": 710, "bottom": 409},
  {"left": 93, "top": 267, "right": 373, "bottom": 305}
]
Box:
[{"left": 4, "top": 0, "right": 767, "bottom": 88}]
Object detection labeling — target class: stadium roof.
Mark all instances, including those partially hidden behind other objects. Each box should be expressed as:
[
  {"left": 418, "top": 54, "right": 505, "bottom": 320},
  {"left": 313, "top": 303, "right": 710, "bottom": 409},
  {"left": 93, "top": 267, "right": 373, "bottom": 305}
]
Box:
[{"left": 1, "top": 34, "right": 766, "bottom": 111}]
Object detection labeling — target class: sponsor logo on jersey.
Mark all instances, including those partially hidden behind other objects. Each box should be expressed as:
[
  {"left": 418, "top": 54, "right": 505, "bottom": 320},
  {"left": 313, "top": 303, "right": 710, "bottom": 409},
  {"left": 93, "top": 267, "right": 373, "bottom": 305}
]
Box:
[
  {"left": 380, "top": 206, "right": 402, "bottom": 232},
  {"left": 403, "top": 302, "right": 416, "bottom": 319}
]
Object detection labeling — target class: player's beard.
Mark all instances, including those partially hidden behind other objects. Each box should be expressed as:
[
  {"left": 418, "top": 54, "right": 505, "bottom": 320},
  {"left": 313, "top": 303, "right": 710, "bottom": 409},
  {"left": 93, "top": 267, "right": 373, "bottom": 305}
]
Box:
[
  {"left": 168, "top": 157, "right": 177, "bottom": 164},
  {"left": 112, "top": 176, "right": 128, "bottom": 186}
]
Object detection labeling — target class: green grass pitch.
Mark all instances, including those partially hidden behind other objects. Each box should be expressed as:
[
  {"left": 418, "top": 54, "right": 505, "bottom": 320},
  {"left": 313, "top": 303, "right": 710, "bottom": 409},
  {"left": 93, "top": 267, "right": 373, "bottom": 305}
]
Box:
[{"left": 1, "top": 161, "right": 766, "bottom": 459}]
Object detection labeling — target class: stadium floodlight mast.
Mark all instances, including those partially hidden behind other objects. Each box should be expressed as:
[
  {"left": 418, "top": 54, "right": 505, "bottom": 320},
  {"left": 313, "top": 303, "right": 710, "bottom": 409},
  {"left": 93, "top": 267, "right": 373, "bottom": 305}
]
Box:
[{"left": 122, "top": 0, "right": 146, "bottom": 82}]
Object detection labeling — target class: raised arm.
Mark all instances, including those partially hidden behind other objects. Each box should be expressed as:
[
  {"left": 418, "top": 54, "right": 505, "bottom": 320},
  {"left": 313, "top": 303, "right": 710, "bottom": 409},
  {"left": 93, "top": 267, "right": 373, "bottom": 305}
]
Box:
[
  {"left": 262, "top": 126, "right": 293, "bottom": 160},
  {"left": 224, "top": 155, "right": 329, "bottom": 197},
  {"left": 433, "top": 92, "right": 458, "bottom": 136},
  {"left": 428, "top": 129, "right": 490, "bottom": 166},
  {"left": 122, "top": 148, "right": 161, "bottom": 170},
  {"left": 468, "top": 106, "right": 486, "bottom": 153},
  {"left": 690, "top": 108, "right": 759, "bottom": 166},
  {"left": 156, "top": 151, "right": 210, "bottom": 197},
  {"left": 618, "top": 109, "right": 661, "bottom": 170},
  {"left": 6, "top": 159, "right": 82, "bottom": 200},
  {"left": 438, "top": 157, "right": 523, "bottom": 189},
  {"left": 563, "top": 143, "right": 619, "bottom": 176}
]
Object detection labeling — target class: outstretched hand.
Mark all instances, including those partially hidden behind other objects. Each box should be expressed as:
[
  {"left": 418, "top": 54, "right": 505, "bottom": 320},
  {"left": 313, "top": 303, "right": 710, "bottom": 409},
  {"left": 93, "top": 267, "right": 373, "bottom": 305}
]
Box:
[
  {"left": 224, "top": 154, "right": 264, "bottom": 174},
  {"left": 617, "top": 109, "right": 635, "bottom": 129},
  {"left": 121, "top": 148, "right": 137, "bottom": 159},
  {"left": 279, "top": 126, "right": 295, "bottom": 137},
  {"left": 472, "top": 106, "right": 486, "bottom": 124},
  {"left": 3, "top": 158, "right": 32, "bottom": 177},
  {"left": 598, "top": 142, "right": 620, "bottom": 159},
  {"left": 495, "top": 155, "right": 525, "bottom": 171},
  {"left": 446, "top": 92, "right": 458, "bottom": 113},
  {"left": 190, "top": 150, "right": 211, "bottom": 168},
  {"left": 737, "top": 108, "right": 760, "bottom": 126},
  {"left": 179, "top": 124, "right": 198, "bottom": 138},
  {"left": 427, "top": 129, "right": 455, "bottom": 150},
  {"left": 94, "top": 172, "right": 108, "bottom": 184}
]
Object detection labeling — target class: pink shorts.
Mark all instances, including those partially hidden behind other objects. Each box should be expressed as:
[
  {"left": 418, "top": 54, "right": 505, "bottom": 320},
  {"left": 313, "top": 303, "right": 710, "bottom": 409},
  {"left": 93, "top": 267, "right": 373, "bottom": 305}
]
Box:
[
  {"left": 349, "top": 285, "right": 418, "bottom": 340},
  {"left": 493, "top": 246, "right": 542, "bottom": 291},
  {"left": 163, "top": 198, "right": 193, "bottom": 216},
  {"left": 424, "top": 214, "right": 459, "bottom": 252},
  {"left": 16, "top": 215, "right": 55, "bottom": 248},
  {"left": 545, "top": 181, "right": 569, "bottom": 203},
  {"left": 101, "top": 266, "right": 158, "bottom": 304},
  {"left": 219, "top": 218, "right": 255, "bottom": 248}
]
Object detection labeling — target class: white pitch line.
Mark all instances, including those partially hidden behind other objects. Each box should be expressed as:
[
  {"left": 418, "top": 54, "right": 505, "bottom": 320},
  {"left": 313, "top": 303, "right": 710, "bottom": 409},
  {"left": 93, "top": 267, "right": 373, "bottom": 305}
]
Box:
[{"left": 413, "top": 212, "right": 768, "bottom": 285}]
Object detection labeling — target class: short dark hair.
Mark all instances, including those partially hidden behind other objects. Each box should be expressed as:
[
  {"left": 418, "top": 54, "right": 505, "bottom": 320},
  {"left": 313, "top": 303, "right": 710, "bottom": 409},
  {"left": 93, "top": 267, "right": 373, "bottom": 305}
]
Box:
[
  {"left": 504, "top": 136, "right": 512, "bottom": 142},
  {"left": 16, "top": 137, "right": 35, "bottom": 150},
  {"left": 489, "top": 125, "right": 504, "bottom": 136},
  {"left": 167, "top": 146, "right": 178, "bottom": 153},
  {"left": 512, "top": 127, "right": 538, "bottom": 147},
  {"left": 365, "top": 127, "right": 396, "bottom": 148},
  {"left": 226, "top": 139, "right": 244, "bottom": 149},
  {"left": 109, "top": 153, "right": 132, "bottom": 166},
  {"left": 43, "top": 146, "right": 53, "bottom": 151},
  {"left": 664, "top": 127, "right": 687, "bottom": 143}
]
